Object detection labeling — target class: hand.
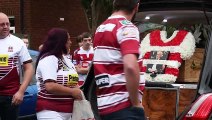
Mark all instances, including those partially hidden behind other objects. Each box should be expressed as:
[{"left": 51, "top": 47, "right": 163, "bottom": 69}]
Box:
[
  {"left": 71, "top": 88, "right": 83, "bottom": 100},
  {"left": 12, "top": 91, "right": 24, "bottom": 105},
  {"left": 75, "top": 65, "right": 81, "bottom": 73},
  {"left": 75, "top": 85, "right": 80, "bottom": 88}
]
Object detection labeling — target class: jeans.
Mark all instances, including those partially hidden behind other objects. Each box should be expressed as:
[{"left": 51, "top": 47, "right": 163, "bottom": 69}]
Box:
[
  {"left": 100, "top": 106, "right": 146, "bottom": 120},
  {"left": 0, "top": 95, "right": 19, "bottom": 120}
]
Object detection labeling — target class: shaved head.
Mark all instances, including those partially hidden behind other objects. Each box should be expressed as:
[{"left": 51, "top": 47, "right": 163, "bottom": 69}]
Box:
[
  {"left": 0, "top": 12, "right": 10, "bottom": 39},
  {"left": 0, "top": 12, "right": 8, "bottom": 18}
]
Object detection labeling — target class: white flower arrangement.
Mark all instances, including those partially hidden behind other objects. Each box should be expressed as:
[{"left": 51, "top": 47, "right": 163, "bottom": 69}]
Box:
[
  {"left": 140, "top": 30, "right": 196, "bottom": 83},
  {"left": 140, "top": 31, "right": 195, "bottom": 59},
  {"left": 144, "top": 73, "right": 177, "bottom": 83}
]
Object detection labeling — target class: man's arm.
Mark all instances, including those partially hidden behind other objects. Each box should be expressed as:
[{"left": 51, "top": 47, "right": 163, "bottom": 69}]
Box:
[
  {"left": 12, "top": 62, "right": 34, "bottom": 105},
  {"left": 123, "top": 54, "right": 142, "bottom": 107},
  {"left": 73, "top": 52, "right": 89, "bottom": 74}
]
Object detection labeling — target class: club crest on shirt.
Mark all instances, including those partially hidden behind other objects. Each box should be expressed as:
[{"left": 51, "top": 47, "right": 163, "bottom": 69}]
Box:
[
  {"left": 119, "top": 20, "right": 132, "bottom": 25},
  {"left": 63, "top": 65, "right": 69, "bottom": 71},
  {"left": 8, "top": 46, "right": 13, "bottom": 52}
]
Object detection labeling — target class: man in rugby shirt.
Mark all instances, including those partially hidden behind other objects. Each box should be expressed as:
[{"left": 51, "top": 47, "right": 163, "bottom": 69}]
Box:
[
  {"left": 73, "top": 32, "right": 94, "bottom": 86},
  {"left": 0, "top": 12, "right": 33, "bottom": 120},
  {"left": 93, "top": 0, "right": 145, "bottom": 119}
]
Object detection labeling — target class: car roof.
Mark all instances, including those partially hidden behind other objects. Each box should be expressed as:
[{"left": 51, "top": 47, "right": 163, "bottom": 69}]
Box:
[
  {"left": 28, "top": 49, "right": 39, "bottom": 57},
  {"left": 139, "top": 0, "right": 212, "bottom": 12}
]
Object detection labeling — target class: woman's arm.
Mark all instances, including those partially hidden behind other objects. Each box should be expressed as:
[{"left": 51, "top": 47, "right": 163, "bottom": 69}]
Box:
[{"left": 45, "top": 81, "right": 82, "bottom": 100}]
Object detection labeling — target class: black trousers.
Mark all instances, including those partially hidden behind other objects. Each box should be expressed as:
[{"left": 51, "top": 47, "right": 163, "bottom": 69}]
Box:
[{"left": 0, "top": 95, "right": 19, "bottom": 120}]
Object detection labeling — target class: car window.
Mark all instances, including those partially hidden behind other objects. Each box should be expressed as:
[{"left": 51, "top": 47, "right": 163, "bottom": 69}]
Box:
[
  {"left": 20, "top": 50, "right": 39, "bottom": 85},
  {"left": 30, "top": 54, "right": 38, "bottom": 85},
  {"left": 135, "top": 10, "right": 212, "bottom": 42}
]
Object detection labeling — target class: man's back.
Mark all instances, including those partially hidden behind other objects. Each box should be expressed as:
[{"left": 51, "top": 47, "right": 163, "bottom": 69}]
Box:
[
  {"left": 93, "top": 15, "right": 144, "bottom": 115},
  {"left": 93, "top": 0, "right": 146, "bottom": 119}
]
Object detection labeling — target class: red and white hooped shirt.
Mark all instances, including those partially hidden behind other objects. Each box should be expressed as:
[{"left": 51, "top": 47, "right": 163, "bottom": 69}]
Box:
[
  {"left": 140, "top": 30, "right": 195, "bottom": 82},
  {"left": 94, "top": 15, "right": 145, "bottom": 115},
  {"left": 73, "top": 46, "right": 94, "bottom": 85},
  {"left": 0, "top": 34, "right": 32, "bottom": 95},
  {"left": 36, "top": 55, "right": 78, "bottom": 113}
]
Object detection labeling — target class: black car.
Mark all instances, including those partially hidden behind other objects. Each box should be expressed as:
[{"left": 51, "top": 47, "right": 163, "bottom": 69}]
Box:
[
  {"left": 82, "top": 0, "right": 212, "bottom": 120},
  {"left": 136, "top": 1, "right": 212, "bottom": 120}
]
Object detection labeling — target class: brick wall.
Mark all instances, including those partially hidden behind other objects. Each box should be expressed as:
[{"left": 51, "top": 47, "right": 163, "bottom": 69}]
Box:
[
  {"left": 0, "top": 0, "right": 89, "bottom": 53},
  {"left": 0, "top": 0, "right": 21, "bottom": 33},
  {"left": 30, "top": 0, "right": 89, "bottom": 52}
]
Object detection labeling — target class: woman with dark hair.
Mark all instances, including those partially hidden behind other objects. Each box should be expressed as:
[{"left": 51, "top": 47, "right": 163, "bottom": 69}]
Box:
[{"left": 35, "top": 28, "right": 82, "bottom": 120}]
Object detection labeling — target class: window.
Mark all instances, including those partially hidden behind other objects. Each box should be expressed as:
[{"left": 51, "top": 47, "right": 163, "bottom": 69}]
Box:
[
  {"left": 135, "top": 10, "right": 212, "bottom": 47},
  {"left": 9, "top": 16, "right": 15, "bottom": 33}
]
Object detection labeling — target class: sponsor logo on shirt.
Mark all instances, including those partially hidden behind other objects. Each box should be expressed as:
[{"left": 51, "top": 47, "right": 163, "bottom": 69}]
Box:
[
  {"left": 0, "top": 54, "right": 9, "bottom": 66},
  {"left": 67, "top": 73, "right": 79, "bottom": 86},
  {"left": 121, "top": 27, "right": 138, "bottom": 38},
  {"left": 95, "top": 75, "right": 110, "bottom": 87}
]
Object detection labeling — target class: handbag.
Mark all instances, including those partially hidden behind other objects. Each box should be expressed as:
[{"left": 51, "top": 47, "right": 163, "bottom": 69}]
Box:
[{"left": 71, "top": 91, "right": 95, "bottom": 120}]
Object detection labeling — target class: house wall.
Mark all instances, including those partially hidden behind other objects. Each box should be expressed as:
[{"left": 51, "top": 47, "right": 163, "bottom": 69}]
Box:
[
  {"left": 0, "top": 0, "right": 21, "bottom": 33},
  {"left": 0, "top": 0, "right": 89, "bottom": 53}
]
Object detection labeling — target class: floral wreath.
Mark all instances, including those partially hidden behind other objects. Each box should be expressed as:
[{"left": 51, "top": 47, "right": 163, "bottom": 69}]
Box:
[{"left": 139, "top": 30, "right": 196, "bottom": 83}]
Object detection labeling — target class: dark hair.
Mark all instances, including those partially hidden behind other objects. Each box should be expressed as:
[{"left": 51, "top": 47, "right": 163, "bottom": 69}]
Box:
[
  {"left": 76, "top": 34, "right": 83, "bottom": 43},
  {"left": 23, "top": 34, "right": 28, "bottom": 39},
  {"left": 113, "top": 0, "right": 140, "bottom": 14},
  {"left": 81, "top": 32, "right": 92, "bottom": 40},
  {"left": 35, "top": 28, "right": 69, "bottom": 70}
]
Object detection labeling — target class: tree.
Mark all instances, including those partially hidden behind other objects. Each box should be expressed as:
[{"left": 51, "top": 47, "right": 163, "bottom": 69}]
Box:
[{"left": 81, "top": 0, "right": 113, "bottom": 33}]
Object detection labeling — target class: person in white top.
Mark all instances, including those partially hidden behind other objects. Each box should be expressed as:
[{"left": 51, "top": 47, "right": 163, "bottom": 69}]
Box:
[
  {"left": 35, "top": 28, "right": 82, "bottom": 120},
  {"left": 0, "top": 12, "right": 34, "bottom": 120}
]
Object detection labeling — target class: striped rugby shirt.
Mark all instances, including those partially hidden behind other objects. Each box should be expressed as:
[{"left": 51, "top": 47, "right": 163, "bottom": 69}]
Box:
[
  {"left": 0, "top": 34, "right": 32, "bottom": 95},
  {"left": 73, "top": 46, "right": 94, "bottom": 85},
  {"left": 93, "top": 15, "right": 145, "bottom": 115},
  {"left": 36, "top": 55, "right": 78, "bottom": 113}
]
